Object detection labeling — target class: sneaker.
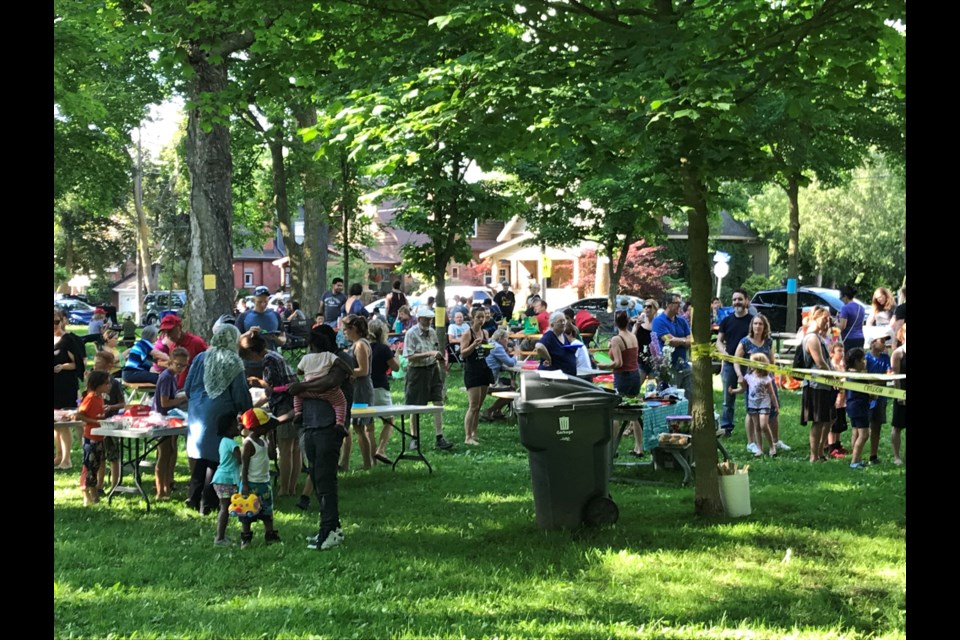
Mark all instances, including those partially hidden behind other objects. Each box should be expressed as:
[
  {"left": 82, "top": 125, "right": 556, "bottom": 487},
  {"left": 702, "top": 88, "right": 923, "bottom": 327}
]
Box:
[
  {"left": 746, "top": 442, "right": 760, "bottom": 455},
  {"left": 830, "top": 449, "right": 846, "bottom": 459},
  {"left": 409, "top": 438, "right": 419, "bottom": 451},
  {"left": 435, "top": 436, "right": 454, "bottom": 450},
  {"left": 768, "top": 447, "right": 777, "bottom": 457},
  {"left": 893, "top": 458, "right": 903, "bottom": 465},
  {"left": 265, "top": 530, "right": 281, "bottom": 545},
  {"left": 869, "top": 456, "right": 880, "bottom": 465},
  {"left": 775, "top": 440, "right": 791, "bottom": 452},
  {"left": 849, "top": 461, "right": 866, "bottom": 470},
  {"left": 307, "top": 527, "right": 345, "bottom": 550},
  {"left": 213, "top": 537, "right": 232, "bottom": 547},
  {"left": 296, "top": 495, "right": 310, "bottom": 511}
]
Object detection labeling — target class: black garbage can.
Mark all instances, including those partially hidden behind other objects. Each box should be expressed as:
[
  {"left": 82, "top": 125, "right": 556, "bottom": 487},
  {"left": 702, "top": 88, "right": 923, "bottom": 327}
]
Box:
[{"left": 515, "top": 372, "right": 621, "bottom": 530}]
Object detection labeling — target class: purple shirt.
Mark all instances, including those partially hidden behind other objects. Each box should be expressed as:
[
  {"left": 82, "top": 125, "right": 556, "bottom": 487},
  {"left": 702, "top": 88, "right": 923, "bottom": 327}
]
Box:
[
  {"left": 153, "top": 368, "right": 180, "bottom": 415},
  {"left": 839, "top": 302, "right": 865, "bottom": 341}
]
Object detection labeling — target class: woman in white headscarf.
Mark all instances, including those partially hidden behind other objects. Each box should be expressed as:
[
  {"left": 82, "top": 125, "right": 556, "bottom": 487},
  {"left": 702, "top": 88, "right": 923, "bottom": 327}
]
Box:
[{"left": 183, "top": 324, "right": 253, "bottom": 514}]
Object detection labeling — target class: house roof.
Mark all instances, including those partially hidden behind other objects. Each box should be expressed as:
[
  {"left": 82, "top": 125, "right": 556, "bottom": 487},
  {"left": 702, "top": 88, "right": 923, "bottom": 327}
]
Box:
[{"left": 663, "top": 210, "right": 759, "bottom": 241}]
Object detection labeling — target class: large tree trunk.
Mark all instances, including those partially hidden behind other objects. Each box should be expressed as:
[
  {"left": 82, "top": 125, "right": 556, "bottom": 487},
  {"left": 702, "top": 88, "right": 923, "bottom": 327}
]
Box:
[
  {"left": 680, "top": 160, "right": 724, "bottom": 517},
  {"left": 184, "top": 54, "right": 236, "bottom": 341},
  {"left": 295, "top": 107, "right": 328, "bottom": 317},
  {"left": 784, "top": 174, "right": 800, "bottom": 333},
  {"left": 268, "top": 123, "right": 301, "bottom": 299},
  {"left": 132, "top": 140, "right": 158, "bottom": 297}
]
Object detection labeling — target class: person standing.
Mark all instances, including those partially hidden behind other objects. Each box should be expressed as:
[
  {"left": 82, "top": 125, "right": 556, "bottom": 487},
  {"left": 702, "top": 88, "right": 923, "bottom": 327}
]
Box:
[
  {"left": 183, "top": 324, "right": 253, "bottom": 515},
  {"left": 838, "top": 285, "right": 865, "bottom": 353},
  {"left": 320, "top": 278, "right": 347, "bottom": 328},
  {"left": 800, "top": 306, "right": 836, "bottom": 463},
  {"left": 401, "top": 308, "right": 454, "bottom": 451},
  {"left": 460, "top": 308, "right": 493, "bottom": 445},
  {"left": 634, "top": 299, "right": 659, "bottom": 381},
  {"left": 716, "top": 289, "right": 753, "bottom": 438},
  {"left": 652, "top": 293, "right": 693, "bottom": 400},
  {"left": 157, "top": 314, "right": 208, "bottom": 388},
  {"left": 384, "top": 280, "right": 408, "bottom": 327},
  {"left": 237, "top": 286, "right": 286, "bottom": 351},
  {"left": 493, "top": 280, "right": 516, "bottom": 321},
  {"left": 602, "top": 311, "right": 644, "bottom": 457},
  {"left": 524, "top": 282, "right": 542, "bottom": 316}
]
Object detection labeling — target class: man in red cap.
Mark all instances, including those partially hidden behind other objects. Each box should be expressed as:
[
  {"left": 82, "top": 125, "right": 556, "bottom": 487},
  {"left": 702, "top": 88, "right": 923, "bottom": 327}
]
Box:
[{"left": 158, "top": 314, "right": 208, "bottom": 388}]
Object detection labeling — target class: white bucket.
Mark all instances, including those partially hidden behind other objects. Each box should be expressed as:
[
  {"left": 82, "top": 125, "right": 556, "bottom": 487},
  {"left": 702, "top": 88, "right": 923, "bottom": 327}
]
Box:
[{"left": 719, "top": 473, "right": 752, "bottom": 517}]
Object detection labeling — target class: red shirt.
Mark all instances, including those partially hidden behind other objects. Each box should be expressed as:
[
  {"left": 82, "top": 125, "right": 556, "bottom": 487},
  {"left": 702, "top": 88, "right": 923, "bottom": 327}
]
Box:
[
  {"left": 157, "top": 332, "right": 208, "bottom": 388},
  {"left": 79, "top": 392, "right": 105, "bottom": 442},
  {"left": 536, "top": 311, "right": 550, "bottom": 333}
]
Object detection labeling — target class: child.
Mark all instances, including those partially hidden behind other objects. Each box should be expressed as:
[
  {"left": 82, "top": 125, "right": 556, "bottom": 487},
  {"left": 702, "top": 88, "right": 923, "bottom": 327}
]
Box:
[
  {"left": 152, "top": 347, "right": 190, "bottom": 501},
  {"left": 75, "top": 371, "right": 113, "bottom": 506},
  {"left": 210, "top": 414, "right": 242, "bottom": 546},
  {"left": 728, "top": 353, "right": 779, "bottom": 457},
  {"left": 865, "top": 335, "right": 892, "bottom": 465},
  {"left": 92, "top": 352, "right": 125, "bottom": 495},
  {"left": 826, "top": 342, "right": 849, "bottom": 459},
  {"left": 293, "top": 345, "right": 347, "bottom": 430},
  {"left": 845, "top": 348, "right": 872, "bottom": 469},
  {"left": 239, "top": 408, "right": 281, "bottom": 549},
  {"left": 890, "top": 324, "right": 906, "bottom": 465}
]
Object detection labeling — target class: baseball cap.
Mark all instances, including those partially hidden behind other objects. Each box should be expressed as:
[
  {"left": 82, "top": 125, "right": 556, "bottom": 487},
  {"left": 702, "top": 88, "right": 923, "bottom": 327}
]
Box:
[
  {"left": 500, "top": 280, "right": 510, "bottom": 287},
  {"left": 241, "top": 408, "right": 274, "bottom": 431},
  {"left": 253, "top": 286, "right": 270, "bottom": 297},
  {"left": 159, "top": 314, "right": 183, "bottom": 330},
  {"left": 417, "top": 307, "right": 435, "bottom": 319}
]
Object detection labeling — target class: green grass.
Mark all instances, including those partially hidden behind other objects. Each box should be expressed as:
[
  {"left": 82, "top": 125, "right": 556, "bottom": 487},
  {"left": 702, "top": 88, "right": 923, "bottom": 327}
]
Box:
[{"left": 54, "top": 370, "right": 906, "bottom": 639}]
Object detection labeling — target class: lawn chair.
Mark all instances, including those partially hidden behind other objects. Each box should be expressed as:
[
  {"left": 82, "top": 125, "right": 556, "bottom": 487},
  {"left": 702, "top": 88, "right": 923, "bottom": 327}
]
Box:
[{"left": 446, "top": 342, "right": 464, "bottom": 370}]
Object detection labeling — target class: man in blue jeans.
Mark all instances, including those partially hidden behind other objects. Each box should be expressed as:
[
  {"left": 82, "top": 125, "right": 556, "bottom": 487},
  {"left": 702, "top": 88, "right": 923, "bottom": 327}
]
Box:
[{"left": 715, "top": 289, "right": 753, "bottom": 439}]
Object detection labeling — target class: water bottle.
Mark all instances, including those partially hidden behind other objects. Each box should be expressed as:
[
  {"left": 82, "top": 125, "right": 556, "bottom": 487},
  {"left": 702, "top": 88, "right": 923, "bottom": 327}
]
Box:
[{"left": 394, "top": 319, "right": 402, "bottom": 333}]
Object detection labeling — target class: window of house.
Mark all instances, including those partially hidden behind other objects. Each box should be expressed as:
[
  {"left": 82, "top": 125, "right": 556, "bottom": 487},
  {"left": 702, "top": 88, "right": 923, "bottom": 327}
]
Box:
[
  {"left": 451, "top": 267, "right": 460, "bottom": 279},
  {"left": 244, "top": 270, "right": 254, "bottom": 287},
  {"left": 471, "top": 219, "right": 478, "bottom": 238},
  {"left": 498, "top": 267, "right": 507, "bottom": 280}
]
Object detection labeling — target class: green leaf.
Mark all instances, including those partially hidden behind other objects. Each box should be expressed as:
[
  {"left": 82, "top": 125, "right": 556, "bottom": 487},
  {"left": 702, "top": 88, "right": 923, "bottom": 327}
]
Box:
[{"left": 429, "top": 14, "right": 453, "bottom": 30}]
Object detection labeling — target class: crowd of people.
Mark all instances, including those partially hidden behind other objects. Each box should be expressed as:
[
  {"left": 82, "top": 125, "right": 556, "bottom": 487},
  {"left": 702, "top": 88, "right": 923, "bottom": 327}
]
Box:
[{"left": 56, "top": 276, "right": 906, "bottom": 550}]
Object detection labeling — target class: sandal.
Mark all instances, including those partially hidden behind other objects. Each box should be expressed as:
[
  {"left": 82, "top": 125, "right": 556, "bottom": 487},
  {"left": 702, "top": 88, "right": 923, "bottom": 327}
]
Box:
[{"left": 374, "top": 453, "right": 393, "bottom": 465}]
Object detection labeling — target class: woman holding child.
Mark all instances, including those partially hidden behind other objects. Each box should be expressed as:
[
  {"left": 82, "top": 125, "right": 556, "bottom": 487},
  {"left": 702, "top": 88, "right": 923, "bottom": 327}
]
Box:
[
  {"left": 733, "top": 314, "right": 789, "bottom": 454},
  {"left": 183, "top": 324, "right": 253, "bottom": 515}
]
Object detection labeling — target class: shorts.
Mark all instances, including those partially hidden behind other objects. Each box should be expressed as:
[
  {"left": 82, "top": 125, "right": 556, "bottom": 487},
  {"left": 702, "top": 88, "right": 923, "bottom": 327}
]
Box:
[
  {"left": 831, "top": 407, "right": 848, "bottom": 434},
  {"left": 801, "top": 386, "right": 837, "bottom": 425},
  {"left": 869, "top": 398, "right": 888, "bottom": 425},
  {"left": 405, "top": 364, "right": 444, "bottom": 405},
  {"left": 213, "top": 483, "right": 238, "bottom": 499},
  {"left": 847, "top": 398, "right": 870, "bottom": 429},
  {"left": 242, "top": 481, "right": 274, "bottom": 517},
  {"left": 372, "top": 387, "right": 394, "bottom": 420},
  {"left": 892, "top": 400, "right": 906, "bottom": 429},
  {"left": 746, "top": 407, "right": 772, "bottom": 415},
  {"left": 614, "top": 370, "right": 641, "bottom": 397},
  {"left": 103, "top": 437, "right": 119, "bottom": 463},
  {"left": 82, "top": 440, "right": 104, "bottom": 481},
  {"left": 275, "top": 420, "right": 298, "bottom": 440}
]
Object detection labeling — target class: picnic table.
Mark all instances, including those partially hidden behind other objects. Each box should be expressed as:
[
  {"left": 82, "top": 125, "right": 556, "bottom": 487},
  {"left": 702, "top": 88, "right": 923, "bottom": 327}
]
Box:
[
  {"left": 349, "top": 404, "right": 444, "bottom": 473},
  {"left": 122, "top": 381, "right": 156, "bottom": 405},
  {"left": 90, "top": 420, "right": 186, "bottom": 512}
]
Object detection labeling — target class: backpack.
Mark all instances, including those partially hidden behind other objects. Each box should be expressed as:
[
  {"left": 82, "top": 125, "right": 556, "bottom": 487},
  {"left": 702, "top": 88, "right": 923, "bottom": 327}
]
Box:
[{"left": 792, "top": 334, "right": 809, "bottom": 369}]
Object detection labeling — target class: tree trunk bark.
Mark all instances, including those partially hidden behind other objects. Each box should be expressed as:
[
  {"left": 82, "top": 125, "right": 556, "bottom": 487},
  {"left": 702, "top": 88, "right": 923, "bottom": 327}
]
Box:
[
  {"left": 295, "top": 107, "right": 328, "bottom": 318},
  {"left": 784, "top": 174, "right": 800, "bottom": 334},
  {"left": 184, "top": 54, "right": 235, "bottom": 341},
  {"left": 680, "top": 160, "right": 724, "bottom": 517},
  {"left": 133, "top": 145, "right": 157, "bottom": 295},
  {"left": 268, "top": 124, "right": 300, "bottom": 299}
]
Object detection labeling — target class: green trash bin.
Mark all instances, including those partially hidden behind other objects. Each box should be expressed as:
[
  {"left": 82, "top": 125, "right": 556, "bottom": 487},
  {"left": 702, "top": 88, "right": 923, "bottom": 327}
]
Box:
[{"left": 516, "top": 372, "right": 621, "bottom": 530}]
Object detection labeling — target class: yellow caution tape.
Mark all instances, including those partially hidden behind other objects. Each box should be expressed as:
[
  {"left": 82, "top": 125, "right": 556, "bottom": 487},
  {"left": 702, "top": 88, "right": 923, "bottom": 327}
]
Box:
[{"left": 712, "top": 349, "right": 905, "bottom": 400}]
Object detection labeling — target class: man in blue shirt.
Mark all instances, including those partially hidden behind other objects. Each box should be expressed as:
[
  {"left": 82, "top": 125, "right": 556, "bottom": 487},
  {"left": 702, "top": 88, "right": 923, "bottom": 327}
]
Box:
[
  {"left": 237, "top": 286, "right": 286, "bottom": 372},
  {"left": 320, "top": 278, "right": 346, "bottom": 327},
  {"left": 652, "top": 293, "right": 692, "bottom": 400}
]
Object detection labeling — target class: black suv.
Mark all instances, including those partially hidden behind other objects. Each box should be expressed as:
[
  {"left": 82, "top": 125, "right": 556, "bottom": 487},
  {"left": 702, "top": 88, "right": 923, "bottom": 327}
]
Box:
[
  {"left": 142, "top": 290, "right": 187, "bottom": 326},
  {"left": 750, "top": 287, "right": 853, "bottom": 333}
]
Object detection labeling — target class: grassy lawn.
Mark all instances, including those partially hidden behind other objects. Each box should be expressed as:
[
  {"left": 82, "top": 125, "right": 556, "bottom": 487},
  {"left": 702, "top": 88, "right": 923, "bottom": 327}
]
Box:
[{"left": 53, "top": 368, "right": 906, "bottom": 639}]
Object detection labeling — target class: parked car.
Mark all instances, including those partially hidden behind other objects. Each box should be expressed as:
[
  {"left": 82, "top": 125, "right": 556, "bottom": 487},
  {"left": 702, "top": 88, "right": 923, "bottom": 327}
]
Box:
[
  {"left": 55, "top": 298, "right": 95, "bottom": 326},
  {"left": 415, "top": 285, "right": 496, "bottom": 310},
  {"left": 750, "top": 287, "right": 870, "bottom": 334},
  {"left": 365, "top": 295, "right": 422, "bottom": 318},
  {"left": 558, "top": 295, "right": 644, "bottom": 315},
  {"left": 142, "top": 290, "right": 187, "bottom": 326}
]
